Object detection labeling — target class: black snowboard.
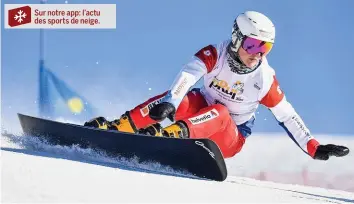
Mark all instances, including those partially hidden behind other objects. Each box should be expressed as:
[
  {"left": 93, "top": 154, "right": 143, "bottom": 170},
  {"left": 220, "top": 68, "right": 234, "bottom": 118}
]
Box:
[{"left": 17, "top": 113, "right": 227, "bottom": 181}]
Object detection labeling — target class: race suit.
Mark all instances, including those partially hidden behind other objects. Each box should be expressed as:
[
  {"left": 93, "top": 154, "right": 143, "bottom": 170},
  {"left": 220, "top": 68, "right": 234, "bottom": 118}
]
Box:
[{"left": 127, "top": 39, "right": 320, "bottom": 158}]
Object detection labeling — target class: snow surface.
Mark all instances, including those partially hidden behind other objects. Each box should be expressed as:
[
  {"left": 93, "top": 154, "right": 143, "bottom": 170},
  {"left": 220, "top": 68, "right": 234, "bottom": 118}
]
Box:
[{"left": 1, "top": 130, "right": 354, "bottom": 203}]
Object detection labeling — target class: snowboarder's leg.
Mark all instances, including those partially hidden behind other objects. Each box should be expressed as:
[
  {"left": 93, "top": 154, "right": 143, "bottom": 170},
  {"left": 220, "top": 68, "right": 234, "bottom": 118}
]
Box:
[
  {"left": 85, "top": 89, "right": 208, "bottom": 134},
  {"left": 84, "top": 91, "right": 169, "bottom": 133},
  {"left": 129, "top": 89, "right": 208, "bottom": 130},
  {"left": 164, "top": 104, "right": 245, "bottom": 158},
  {"left": 128, "top": 91, "right": 169, "bottom": 130},
  {"left": 140, "top": 89, "right": 208, "bottom": 137}
]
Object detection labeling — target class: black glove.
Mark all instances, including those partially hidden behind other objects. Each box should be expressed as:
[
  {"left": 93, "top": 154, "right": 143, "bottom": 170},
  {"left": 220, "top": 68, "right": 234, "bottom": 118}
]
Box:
[
  {"left": 313, "top": 144, "right": 350, "bottom": 160},
  {"left": 149, "top": 102, "right": 176, "bottom": 122}
]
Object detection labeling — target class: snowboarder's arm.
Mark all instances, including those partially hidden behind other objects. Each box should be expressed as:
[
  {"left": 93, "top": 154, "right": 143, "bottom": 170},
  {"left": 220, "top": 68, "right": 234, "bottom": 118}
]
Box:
[
  {"left": 163, "top": 45, "right": 219, "bottom": 109},
  {"left": 149, "top": 45, "right": 219, "bottom": 122},
  {"left": 259, "top": 75, "right": 320, "bottom": 158},
  {"left": 259, "top": 75, "right": 349, "bottom": 160}
]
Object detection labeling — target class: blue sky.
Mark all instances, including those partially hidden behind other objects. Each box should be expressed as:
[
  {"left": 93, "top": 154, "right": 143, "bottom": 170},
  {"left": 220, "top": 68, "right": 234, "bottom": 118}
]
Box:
[{"left": 2, "top": 0, "right": 354, "bottom": 135}]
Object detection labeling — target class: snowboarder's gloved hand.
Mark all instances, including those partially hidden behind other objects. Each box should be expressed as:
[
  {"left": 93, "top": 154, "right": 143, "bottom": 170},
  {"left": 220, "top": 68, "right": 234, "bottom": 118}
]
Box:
[
  {"left": 313, "top": 144, "right": 350, "bottom": 160},
  {"left": 149, "top": 102, "right": 176, "bottom": 122}
]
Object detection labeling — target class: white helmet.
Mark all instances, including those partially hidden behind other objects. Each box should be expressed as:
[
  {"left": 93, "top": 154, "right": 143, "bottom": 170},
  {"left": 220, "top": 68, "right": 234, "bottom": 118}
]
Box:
[{"left": 231, "top": 11, "right": 275, "bottom": 53}]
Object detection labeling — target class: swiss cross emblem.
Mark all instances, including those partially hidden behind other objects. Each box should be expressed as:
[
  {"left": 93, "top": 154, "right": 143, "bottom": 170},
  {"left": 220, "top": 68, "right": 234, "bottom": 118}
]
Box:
[
  {"left": 203, "top": 50, "right": 211, "bottom": 56},
  {"left": 8, "top": 6, "right": 32, "bottom": 27}
]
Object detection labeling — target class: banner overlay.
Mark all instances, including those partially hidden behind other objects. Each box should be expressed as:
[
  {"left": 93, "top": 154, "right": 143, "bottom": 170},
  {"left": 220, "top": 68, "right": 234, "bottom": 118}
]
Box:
[{"left": 4, "top": 4, "right": 116, "bottom": 29}]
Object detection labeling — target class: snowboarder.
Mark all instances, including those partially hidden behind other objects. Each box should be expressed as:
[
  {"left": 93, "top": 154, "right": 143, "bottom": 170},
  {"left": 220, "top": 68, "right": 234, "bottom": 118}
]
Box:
[{"left": 84, "top": 11, "right": 349, "bottom": 160}]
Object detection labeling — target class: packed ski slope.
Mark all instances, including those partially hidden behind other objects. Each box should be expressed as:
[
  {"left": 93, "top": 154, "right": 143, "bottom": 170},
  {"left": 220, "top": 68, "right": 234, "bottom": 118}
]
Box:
[{"left": 1, "top": 131, "right": 354, "bottom": 203}]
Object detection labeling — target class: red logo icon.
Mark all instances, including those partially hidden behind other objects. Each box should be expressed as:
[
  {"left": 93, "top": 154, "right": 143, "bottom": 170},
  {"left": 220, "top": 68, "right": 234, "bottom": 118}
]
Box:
[
  {"left": 8, "top": 6, "right": 32, "bottom": 27},
  {"left": 210, "top": 110, "right": 218, "bottom": 117}
]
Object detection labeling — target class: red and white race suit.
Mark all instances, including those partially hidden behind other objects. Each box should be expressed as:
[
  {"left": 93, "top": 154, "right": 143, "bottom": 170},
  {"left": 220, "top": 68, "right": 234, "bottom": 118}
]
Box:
[{"left": 128, "top": 40, "right": 320, "bottom": 158}]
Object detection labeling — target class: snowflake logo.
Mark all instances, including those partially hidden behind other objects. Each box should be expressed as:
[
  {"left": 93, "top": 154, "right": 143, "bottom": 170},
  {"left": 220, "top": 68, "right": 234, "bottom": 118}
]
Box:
[
  {"left": 8, "top": 6, "right": 32, "bottom": 27},
  {"left": 14, "top": 10, "right": 27, "bottom": 23}
]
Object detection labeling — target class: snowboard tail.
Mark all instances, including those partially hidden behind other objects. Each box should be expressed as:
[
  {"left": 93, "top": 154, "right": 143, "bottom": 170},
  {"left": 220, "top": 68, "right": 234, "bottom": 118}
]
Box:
[{"left": 17, "top": 113, "right": 228, "bottom": 181}]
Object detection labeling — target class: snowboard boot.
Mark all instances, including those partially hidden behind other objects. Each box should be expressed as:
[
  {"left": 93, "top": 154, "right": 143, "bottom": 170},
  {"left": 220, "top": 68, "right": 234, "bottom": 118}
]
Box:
[
  {"left": 84, "top": 116, "right": 111, "bottom": 130},
  {"left": 138, "top": 121, "right": 189, "bottom": 138},
  {"left": 138, "top": 123, "right": 164, "bottom": 136},
  {"left": 84, "top": 112, "right": 138, "bottom": 133},
  {"left": 109, "top": 112, "right": 138, "bottom": 133},
  {"left": 161, "top": 121, "right": 189, "bottom": 138}
]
